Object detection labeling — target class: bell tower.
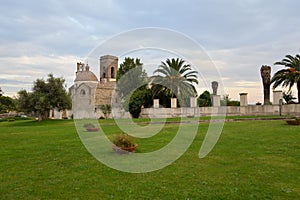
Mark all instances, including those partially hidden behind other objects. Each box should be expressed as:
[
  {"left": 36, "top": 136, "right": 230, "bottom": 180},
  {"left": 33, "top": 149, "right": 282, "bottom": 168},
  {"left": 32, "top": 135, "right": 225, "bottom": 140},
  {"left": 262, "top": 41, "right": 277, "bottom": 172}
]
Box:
[{"left": 100, "top": 55, "right": 118, "bottom": 83}]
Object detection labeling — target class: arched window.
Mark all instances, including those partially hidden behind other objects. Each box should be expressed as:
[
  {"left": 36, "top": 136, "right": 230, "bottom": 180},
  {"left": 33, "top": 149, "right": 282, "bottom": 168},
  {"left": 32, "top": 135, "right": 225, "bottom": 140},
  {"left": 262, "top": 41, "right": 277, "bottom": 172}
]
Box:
[
  {"left": 103, "top": 67, "right": 106, "bottom": 78},
  {"left": 111, "top": 67, "right": 115, "bottom": 78},
  {"left": 80, "top": 89, "right": 86, "bottom": 97}
]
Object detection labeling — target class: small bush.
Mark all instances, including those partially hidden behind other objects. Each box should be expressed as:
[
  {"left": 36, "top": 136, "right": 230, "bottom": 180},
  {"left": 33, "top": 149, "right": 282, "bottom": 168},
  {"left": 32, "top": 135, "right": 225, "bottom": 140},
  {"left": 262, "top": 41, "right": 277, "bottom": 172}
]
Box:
[{"left": 112, "top": 134, "right": 135, "bottom": 148}]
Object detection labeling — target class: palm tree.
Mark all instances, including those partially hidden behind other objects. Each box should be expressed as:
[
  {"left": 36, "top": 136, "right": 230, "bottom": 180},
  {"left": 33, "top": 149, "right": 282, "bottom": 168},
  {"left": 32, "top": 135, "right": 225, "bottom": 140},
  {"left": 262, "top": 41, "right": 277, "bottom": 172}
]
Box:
[
  {"left": 151, "top": 58, "right": 198, "bottom": 107},
  {"left": 271, "top": 54, "right": 300, "bottom": 103}
]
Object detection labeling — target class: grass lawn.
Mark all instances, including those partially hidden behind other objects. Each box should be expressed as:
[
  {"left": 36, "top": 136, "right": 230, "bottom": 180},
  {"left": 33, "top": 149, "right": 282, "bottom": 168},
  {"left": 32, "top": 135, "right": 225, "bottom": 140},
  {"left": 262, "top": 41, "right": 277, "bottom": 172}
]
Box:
[{"left": 0, "top": 117, "right": 299, "bottom": 199}]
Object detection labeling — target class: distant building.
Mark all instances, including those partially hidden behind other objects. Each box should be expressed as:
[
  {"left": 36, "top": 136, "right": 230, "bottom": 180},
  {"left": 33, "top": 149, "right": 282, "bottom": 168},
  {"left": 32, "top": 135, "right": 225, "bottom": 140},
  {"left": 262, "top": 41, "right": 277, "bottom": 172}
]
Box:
[{"left": 70, "top": 55, "right": 118, "bottom": 119}]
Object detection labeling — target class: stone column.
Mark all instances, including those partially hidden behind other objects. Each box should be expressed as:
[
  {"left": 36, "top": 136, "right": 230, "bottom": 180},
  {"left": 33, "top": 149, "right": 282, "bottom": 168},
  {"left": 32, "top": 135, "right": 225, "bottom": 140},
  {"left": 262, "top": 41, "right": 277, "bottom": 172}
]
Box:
[
  {"left": 190, "top": 97, "right": 197, "bottom": 108},
  {"left": 239, "top": 93, "right": 248, "bottom": 106},
  {"left": 273, "top": 90, "right": 282, "bottom": 105},
  {"left": 171, "top": 98, "right": 177, "bottom": 108},
  {"left": 153, "top": 99, "right": 159, "bottom": 108},
  {"left": 212, "top": 95, "right": 221, "bottom": 107}
]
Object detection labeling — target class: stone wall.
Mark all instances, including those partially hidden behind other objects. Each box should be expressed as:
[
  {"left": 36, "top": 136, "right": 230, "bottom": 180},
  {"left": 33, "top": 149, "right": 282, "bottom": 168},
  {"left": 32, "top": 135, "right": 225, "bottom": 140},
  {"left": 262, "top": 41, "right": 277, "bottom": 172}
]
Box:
[
  {"left": 54, "top": 103, "right": 300, "bottom": 119},
  {"left": 95, "top": 82, "right": 116, "bottom": 105},
  {"left": 140, "top": 104, "right": 300, "bottom": 118}
]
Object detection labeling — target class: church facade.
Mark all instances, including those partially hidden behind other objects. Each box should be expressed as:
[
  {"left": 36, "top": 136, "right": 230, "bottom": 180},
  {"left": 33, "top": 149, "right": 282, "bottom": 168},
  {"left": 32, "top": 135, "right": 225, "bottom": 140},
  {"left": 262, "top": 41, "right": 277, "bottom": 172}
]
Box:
[{"left": 70, "top": 55, "right": 118, "bottom": 119}]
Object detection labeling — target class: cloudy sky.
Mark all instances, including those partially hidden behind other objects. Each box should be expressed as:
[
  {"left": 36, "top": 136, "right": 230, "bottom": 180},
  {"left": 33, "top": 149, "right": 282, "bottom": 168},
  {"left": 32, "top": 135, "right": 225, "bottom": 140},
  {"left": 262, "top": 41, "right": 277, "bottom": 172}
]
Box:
[{"left": 1, "top": 0, "right": 300, "bottom": 103}]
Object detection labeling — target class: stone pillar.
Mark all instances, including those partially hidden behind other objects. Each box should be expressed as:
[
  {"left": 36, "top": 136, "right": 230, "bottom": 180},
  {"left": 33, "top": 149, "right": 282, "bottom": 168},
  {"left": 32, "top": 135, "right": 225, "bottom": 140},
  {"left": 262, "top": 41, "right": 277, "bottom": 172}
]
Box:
[
  {"left": 239, "top": 93, "right": 248, "bottom": 106},
  {"left": 212, "top": 95, "right": 221, "bottom": 107},
  {"left": 190, "top": 97, "right": 197, "bottom": 108},
  {"left": 171, "top": 98, "right": 177, "bottom": 108},
  {"left": 273, "top": 90, "right": 282, "bottom": 105},
  {"left": 153, "top": 99, "right": 159, "bottom": 108}
]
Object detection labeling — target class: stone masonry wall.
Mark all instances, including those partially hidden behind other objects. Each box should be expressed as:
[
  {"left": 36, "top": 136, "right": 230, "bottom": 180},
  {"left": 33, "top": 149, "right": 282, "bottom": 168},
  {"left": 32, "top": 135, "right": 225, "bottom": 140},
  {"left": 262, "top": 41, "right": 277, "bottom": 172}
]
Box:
[{"left": 140, "top": 104, "right": 300, "bottom": 118}]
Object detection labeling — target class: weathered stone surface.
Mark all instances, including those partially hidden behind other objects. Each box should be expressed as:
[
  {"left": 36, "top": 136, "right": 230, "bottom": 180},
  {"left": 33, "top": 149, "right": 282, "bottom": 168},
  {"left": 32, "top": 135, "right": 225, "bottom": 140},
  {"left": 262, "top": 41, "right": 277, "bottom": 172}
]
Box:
[
  {"left": 171, "top": 98, "right": 177, "bottom": 108},
  {"left": 190, "top": 97, "right": 197, "bottom": 108},
  {"left": 212, "top": 95, "right": 221, "bottom": 107},
  {"left": 95, "top": 82, "right": 116, "bottom": 105},
  {"left": 100, "top": 55, "right": 118, "bottom": 83},
  {"left": 153, "top": 99, "right": 159, "bottom": 108},
  {"left": 140, "top": 104, "right": 300, "bottom": 118},
  {"left": 239, "top": 93, "right": 248, "bottom": 106},
  {"left": 71, "top": 55, "right": 118, "bottom": 119},
  {"left": 273, "top": 90, "right": 282, "bottom": 105}
]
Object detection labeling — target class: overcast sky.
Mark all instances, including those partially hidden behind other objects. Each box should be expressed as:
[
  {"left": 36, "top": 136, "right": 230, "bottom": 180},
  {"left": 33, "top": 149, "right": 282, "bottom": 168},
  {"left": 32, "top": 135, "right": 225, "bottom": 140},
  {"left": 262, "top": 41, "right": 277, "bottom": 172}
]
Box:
[{"left": 1, "top": 0, "right": 300, "bottom": 103}]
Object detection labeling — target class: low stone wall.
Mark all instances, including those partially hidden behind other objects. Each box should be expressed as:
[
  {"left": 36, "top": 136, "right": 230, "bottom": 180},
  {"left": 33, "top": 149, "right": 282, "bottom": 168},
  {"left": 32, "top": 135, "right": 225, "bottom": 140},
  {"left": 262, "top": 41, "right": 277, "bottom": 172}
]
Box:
[
  {"left": 59, "top": 104, "right": 300, "bottom": 119},
  {"left": 140, "top": 104, "right": 300, "bottom": 118},
  {"left": 282, "top": 104, "right": 300, "bottom": 116},
  {"left": 140, "top": 107, "right": 201, "bottom": 118}
]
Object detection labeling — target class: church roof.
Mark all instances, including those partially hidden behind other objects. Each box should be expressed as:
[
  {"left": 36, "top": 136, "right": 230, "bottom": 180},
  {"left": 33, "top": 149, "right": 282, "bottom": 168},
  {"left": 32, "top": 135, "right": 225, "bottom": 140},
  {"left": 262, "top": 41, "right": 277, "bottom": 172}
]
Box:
[{"left": 75, "top": 71, "right": 98, "bottom": 82}]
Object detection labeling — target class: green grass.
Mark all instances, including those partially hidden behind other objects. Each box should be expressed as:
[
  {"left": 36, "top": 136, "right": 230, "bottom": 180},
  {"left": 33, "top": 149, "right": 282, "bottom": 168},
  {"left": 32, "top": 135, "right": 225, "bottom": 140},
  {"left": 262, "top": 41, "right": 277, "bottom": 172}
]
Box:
[{"left": 0, "top": 118, "right": 299, "bottom": 199}]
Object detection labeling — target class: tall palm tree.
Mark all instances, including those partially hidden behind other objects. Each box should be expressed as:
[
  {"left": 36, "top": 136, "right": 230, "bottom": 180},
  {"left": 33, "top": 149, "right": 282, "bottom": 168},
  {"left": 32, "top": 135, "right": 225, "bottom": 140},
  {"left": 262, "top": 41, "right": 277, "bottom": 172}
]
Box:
[
  {"left": 151, "top": 58, "right": 198, "bottom": 107},
  {"left": 271, "top": 54, "right": 300, "bottom": 103}
]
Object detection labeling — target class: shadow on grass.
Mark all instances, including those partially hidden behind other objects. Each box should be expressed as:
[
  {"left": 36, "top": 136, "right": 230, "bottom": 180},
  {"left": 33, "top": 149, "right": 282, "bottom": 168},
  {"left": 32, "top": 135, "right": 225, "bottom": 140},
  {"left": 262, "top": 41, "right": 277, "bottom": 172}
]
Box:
[{"left": 0, "top": 118, "right": 74, "bottom": 127}]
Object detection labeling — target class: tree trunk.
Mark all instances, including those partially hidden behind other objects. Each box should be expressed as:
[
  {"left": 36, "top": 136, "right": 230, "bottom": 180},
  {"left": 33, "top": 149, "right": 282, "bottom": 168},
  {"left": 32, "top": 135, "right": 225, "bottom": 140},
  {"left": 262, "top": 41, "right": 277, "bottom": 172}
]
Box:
[
  {"left": 263, "top": 86, "right": 270, "bottom": 105},
  {"left": 38, "top": 110, "right": 50, "bottom": 121},
  {"left": 38, "top": 113, "right": 42, "bottom": 121},
  {"left": 260, "top": 66, "right": 271, "bottom": 105},
  {"left": 43, "top": 110, "right": 50, "bottom": 120}
]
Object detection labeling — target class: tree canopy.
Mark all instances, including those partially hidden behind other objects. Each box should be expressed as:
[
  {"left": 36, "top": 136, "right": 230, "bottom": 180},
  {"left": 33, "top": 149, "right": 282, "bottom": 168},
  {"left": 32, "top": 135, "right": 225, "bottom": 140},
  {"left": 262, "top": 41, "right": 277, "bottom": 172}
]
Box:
[
  {"left": 116, "top": 57, "right": 149, "bottom": 118},
  {"left": 16, "top": 74, "right": 71, "bottom": 120},
  {"left": 151, "top": 58, "right": 198, "bottom": 107},
  {"left": 220, "top": 94, "right": 240, "bottom": 106},
  {"left": 271, "top": 54, "right": 300, "bottom": 103},
  {"left": 0, "top": 92, "right": 16, "bottom": 114},
  {"left": 117, "top": 57, "right": 144, "bottom": 81},
  {"left": 282, "top": 91, "right": 296, "bottom": 104},
  {"left": 197, "top": 90, "right": 212, "bottom": 107}
]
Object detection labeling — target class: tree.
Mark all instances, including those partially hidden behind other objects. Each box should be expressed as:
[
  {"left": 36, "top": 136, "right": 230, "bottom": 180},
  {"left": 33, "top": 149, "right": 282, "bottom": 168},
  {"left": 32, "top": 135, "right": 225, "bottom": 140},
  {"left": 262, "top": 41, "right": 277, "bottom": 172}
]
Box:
[
  {"left": 16, "top": 89, "right": 34, "bottom": 113},
  {"left": 220, "top": 94, "right": 240, "bottom": 106},
  {"left": 197, "top": 90, "right": 212, "bottom": 107},
  {"left": 151, "top": 58, "right": 198, "bottom": 107},
  {"left": 32, "top": 78, "right": 51, "bottom": 119},
  {"left": 0, "top": 95, "right": 16, "bottom": 113},
  {"left": 16, "top": 74, "right": 71, "bottom": 120},
  {"left": 45, "top": 74, "right": 71, "bottom": 112},
  {"left": 271, "top": 54, "right": 300, "bottom": 103},
  {"left": 0, "top": 88, "right": 16, "bottom": 113},
  {"left": 221, "top": 94, "right": 229, "bottom": 106},
  {"left": 127, "top": 88, "right": 152, "bottom": 118},
  {"left": 116, "top": 57, "right": 149, "bottom": 118},
  {"left": 116, "top": 57, "right": 147, "bottom": 98},
  {"left": 117, "top": 57, "right": 143, "bottom": 81},
  {"left": 282, "top": 91, "right": 296, "bottom": 104}
]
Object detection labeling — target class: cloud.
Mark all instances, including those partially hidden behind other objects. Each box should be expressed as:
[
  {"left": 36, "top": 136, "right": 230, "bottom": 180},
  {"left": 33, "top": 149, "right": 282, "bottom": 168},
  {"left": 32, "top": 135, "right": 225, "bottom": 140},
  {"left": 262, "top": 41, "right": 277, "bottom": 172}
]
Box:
[
  {"left": 1, "top": 0, "right": 300, "bottom": 103},
  {"left": 0, "top": 55, "right": 78, "bottom": 95}
]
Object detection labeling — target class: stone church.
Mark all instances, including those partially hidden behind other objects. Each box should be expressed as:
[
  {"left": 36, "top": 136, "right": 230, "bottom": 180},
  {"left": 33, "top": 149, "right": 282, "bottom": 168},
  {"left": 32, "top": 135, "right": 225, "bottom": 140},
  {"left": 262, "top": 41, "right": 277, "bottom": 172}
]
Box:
[{"left": 70, "top": 55, "right": 118, "bottom": 119}]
